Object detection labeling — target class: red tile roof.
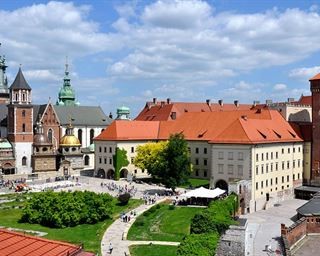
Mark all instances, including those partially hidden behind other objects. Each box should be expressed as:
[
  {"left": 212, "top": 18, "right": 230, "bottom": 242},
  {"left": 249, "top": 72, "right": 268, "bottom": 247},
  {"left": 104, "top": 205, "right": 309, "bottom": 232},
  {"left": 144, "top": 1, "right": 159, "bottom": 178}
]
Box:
[
  {"left": 0, "top": 229, "right": 94, "bottom": 256},
  {"left": 309, "top": 73, "right": 320, "bottom": 81},
  {"left": 97, "top": 109, "right": 303, "bottom": 144},
  {"left": 294, "top": 95, "right": 311, "bottom": 106},
  {"left": 135, "top": 101, "right": 253, "bottom": 121}
]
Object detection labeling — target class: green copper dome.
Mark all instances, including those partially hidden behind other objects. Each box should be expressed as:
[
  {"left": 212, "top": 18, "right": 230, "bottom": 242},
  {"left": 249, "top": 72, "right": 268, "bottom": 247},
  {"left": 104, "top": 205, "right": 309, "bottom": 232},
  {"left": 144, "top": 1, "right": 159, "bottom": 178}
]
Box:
[
  {"left": 0, "top": 139, "right": 12, "bottom": 149},
  {"left": 116, "top": 105, "right": 130, "bottom": 120}
]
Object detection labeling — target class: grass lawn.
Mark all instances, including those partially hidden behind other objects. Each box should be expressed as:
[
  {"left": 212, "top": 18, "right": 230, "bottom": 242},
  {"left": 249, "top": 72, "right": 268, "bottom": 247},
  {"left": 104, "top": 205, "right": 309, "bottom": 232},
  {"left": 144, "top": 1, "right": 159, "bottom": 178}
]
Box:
[
  {"left": 128, "top": 204, "right": 203, "bottom": 242},
  {"left": 180, "top": 178, "right": 209, "bottom": 189},
  {"left": 130, "top": 244, "right": 177, "bottom": 256},
  {"left": 0, "top": 193, "right": 142, "bottom": 254}
]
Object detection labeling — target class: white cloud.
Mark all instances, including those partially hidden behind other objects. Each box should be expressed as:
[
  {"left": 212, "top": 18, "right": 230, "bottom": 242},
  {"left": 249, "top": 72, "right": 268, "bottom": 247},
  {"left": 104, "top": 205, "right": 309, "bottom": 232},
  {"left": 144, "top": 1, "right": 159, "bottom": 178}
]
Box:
[
  {"left": 24, "top": 69, "right": 60, "bottom": 82},
  {"left": 289, "top": 66, "right": 320, "bottom": 80},
  {"left": 273, "top": 83, "right": 287, "bottom": 91}
]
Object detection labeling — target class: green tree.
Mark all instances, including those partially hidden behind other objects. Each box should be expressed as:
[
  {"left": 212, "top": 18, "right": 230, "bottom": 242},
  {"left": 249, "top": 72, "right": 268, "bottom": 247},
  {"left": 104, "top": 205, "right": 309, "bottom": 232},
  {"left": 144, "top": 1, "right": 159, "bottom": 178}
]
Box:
[
  {"left": 113, "top": 147, "right": 129, "bottom": 180},
  {"left": 133, "top": 141, "right": 168, "bottom": 174},
  {"left": 134, "top": 134, "right": 191, "bottom": 191}
]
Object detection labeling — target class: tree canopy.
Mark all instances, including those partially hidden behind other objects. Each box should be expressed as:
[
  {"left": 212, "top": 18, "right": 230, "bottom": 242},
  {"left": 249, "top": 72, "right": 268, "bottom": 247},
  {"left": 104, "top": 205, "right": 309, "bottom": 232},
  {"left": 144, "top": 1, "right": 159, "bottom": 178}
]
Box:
[
  {"left": 134, "top": 133, "right": 192, "bottom": 190},
  {"left": 113, "top": 147, "right": 129, "bottom": 180}
]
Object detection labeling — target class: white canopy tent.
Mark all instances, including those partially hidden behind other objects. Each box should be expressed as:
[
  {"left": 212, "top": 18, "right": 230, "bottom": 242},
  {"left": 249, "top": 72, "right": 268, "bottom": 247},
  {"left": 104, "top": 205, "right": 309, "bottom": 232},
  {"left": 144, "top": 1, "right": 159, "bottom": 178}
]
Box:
[{"left": 180, "top": 187, "right": 226, "bottom": 199}]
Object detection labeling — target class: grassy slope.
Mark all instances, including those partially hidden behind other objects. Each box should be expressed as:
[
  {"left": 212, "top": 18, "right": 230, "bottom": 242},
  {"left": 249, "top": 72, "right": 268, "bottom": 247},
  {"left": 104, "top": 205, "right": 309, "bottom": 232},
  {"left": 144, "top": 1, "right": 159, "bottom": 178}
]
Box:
[
  {"left": 130, "top": 244, "right": 178, "bottom": 256},
  {"left": 128, "top": 204, "right": 203, "bottom": 242}
]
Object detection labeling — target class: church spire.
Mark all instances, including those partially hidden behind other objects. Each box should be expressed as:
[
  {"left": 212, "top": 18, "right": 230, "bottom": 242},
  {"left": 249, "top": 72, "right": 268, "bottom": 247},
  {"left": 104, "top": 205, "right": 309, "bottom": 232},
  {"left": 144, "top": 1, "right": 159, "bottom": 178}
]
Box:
[
  {"left": 0, "top": 43, "right": 9, "bottom": 96},
  {"left": 56, "top": 57, "right": 79, "bottom": 106}
]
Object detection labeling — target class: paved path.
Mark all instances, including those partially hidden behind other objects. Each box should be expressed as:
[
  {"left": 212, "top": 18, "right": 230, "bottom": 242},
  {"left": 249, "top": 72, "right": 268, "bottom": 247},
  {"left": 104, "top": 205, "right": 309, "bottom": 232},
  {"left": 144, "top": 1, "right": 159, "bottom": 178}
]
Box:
[
  {"left": 242, "top": 199, "right": 307, "bottom": 256},
  {"left": 101, "top": 197, "right": 171, "bottom": 256}
]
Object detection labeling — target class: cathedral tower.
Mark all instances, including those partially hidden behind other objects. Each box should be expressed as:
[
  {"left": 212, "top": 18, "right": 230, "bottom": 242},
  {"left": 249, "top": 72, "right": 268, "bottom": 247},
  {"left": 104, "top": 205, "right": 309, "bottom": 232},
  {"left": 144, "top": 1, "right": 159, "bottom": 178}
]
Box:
[
  {"left": 0, "top": 52, "right": 10, "bottom": 103},
  {"left": 7, "top": 67, "right": 33, "bottom": 174}
]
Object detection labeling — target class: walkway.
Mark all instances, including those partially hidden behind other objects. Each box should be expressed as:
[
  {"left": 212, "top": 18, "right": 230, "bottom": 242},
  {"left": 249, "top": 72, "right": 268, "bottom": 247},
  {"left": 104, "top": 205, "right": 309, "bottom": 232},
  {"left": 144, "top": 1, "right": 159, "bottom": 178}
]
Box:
[{"left": 101, "top": 197, "right": 180, "bottom": 256}]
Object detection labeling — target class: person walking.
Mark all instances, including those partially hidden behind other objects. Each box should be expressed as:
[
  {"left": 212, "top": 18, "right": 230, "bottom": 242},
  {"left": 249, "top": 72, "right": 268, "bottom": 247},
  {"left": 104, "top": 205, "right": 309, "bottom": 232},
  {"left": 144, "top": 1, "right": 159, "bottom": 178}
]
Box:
[{"left": 109, "top": 242, "right": 113, "bottom": 254}]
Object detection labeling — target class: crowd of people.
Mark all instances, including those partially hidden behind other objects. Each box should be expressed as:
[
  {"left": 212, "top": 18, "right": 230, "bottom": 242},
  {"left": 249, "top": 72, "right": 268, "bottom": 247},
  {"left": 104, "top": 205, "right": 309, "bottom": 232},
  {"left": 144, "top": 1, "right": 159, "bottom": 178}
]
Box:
[
  {"left": 100, "top": 182, "right": 138, "bottom": 196},
  {"left": 0, "top": 178, "right": 27, "bottom": 189}
]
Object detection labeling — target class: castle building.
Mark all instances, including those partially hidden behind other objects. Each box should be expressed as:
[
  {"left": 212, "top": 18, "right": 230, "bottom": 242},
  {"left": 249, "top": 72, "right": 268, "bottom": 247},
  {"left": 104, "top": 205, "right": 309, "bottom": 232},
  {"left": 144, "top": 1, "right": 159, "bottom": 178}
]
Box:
[{"left": 95, "top": 108, "right": 303, "bottom": 212}]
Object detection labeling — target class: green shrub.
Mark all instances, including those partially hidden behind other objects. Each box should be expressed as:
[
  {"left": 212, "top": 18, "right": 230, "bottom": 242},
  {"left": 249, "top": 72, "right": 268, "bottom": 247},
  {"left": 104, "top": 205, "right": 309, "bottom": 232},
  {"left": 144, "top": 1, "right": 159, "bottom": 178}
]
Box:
[
  {"left": 168, "top": 204, "right": 175, "bottom": 210},
  {"left": 118, "top": 193, "right": 131, "bottom": 205},
  {"left": 20, "top": 191, "right": 114, "bottom": 228},
  {"left": 177, "top": 233, "right": 219, "bottom": 256}
]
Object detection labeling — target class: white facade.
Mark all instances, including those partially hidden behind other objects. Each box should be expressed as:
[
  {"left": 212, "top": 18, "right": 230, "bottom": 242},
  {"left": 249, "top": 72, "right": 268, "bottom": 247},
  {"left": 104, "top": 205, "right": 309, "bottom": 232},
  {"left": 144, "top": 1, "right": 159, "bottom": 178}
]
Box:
[
  {"left": 12, "top": 142, "right": 32, "bottom": 174},
  {"left": 62, "top": 126, "right": 104, "bottom": 148}
]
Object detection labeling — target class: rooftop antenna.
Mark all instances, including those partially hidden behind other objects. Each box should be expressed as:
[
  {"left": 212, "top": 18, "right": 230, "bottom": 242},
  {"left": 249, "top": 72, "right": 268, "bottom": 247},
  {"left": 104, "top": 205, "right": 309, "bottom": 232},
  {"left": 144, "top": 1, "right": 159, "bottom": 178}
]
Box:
[{"left": 65, "top": 55, "right": 69, "bottom": 75}]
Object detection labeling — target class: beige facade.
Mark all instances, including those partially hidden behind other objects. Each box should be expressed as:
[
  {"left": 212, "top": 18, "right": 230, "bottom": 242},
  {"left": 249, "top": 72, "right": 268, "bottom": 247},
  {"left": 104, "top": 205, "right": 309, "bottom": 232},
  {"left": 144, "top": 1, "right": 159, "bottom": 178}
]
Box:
[{"left": 268, "top": 103, "right": 311, "bottom": 122}]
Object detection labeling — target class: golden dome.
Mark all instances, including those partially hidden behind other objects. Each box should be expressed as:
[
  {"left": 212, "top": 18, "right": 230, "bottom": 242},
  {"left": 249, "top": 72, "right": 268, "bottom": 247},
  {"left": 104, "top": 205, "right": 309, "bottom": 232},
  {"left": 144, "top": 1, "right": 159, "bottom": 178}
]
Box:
[{"left": 60, "top": 135, "right": 81, "bottom": 147}]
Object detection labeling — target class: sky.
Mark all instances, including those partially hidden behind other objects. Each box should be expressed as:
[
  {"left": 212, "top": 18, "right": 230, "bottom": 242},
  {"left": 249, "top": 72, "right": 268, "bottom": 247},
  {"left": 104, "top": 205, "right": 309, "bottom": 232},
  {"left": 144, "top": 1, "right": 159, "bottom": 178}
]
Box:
[{"left": 1, "top": 0, "right": 320, "bottom": 117}]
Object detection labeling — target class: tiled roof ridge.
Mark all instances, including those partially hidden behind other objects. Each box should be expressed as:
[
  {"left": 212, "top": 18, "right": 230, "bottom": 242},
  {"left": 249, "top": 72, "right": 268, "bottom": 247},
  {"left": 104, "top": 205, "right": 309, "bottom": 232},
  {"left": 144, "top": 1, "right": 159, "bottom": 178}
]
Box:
[{"left": 0, "top": 228, "right": 79, "bottom": 248}]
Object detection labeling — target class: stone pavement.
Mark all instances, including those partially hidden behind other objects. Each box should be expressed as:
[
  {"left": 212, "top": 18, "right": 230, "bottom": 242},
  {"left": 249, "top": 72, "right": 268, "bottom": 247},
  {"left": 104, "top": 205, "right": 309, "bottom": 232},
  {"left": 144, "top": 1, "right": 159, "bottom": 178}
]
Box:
[
  {"left": 101, "top": 197, "right": 174, "bottom": 256},
  {"left": 242, "top": 199, "right": 307, "bottom": 256}
]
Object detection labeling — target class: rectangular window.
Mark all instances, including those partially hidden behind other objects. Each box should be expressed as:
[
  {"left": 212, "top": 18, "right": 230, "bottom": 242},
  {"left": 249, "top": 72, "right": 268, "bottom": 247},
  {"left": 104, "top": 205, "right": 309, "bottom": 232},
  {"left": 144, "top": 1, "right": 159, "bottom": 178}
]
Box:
[
  {"left": 238, "top": 165, "right": 243, "bottom": 176},
  {"left": 276, "top": 177, "right": 278, "bottom": 185},
  {"left": 256, "top": 165, "right": 259, "bottom": 175},
  {"left": 218, "top": 152, "right": 224, "bottom": 159},
  {"left": 271, "top": 152, "right": 273, "bottom": 159},
  {"left": 104, "top": 147, "right": 107, "bottom": 153},
  {"left": 282, "top": 161, "right": 285, "bottom": 170},
  {"left": 270, "top": 163, "right": 273, "bottom": 172},
  {"left": 204, "top": 148, "right": 207, "bottom": 154},
  {"left": 276, "top": 162, "right": 278, "bottom": 171},
  {"left": 203, "top": 170, "right": 208, "bottom": 177},
  {"left": 266, "top": 153, "right": 269, "bottom": 160},
  {"left": 287, "top": 175, "right": 289, "bottom": 182},
  {"left": 204, "top": 159, "right": 208, "bottom": 166},
  {"left": 266, "top": 164, "right": 269, "bottom": 173},
  {"left": 131, "top": 157, "right": 134, "bottom": 164},
  {"left": 266, "top": 180, "right": 268, "bottom": 187},
  {"left": 99, "top": 147, "right": 102, "bottom": 153},
  {"left": 104, "top": 158, "right": 107, "bottom": 164},
  {"left": 109, "top": 147, "right": 112, "bottom": 153},
  {"left": 270, "top": 178, "right": 273, "bottom": 186},
  {"left": 195, "top": 169, "right": 199, "bottom": 176},
  {"left": 293, "top": 147, "right": 295, "bottom": 153},
  {"left": 256, "top": 153, "right": 259, "bottom": 161},
  {"left": 238, "top": 152, "right": 244, "bottom": 160},
  {"left": 195, "top": 158, "right": 199, "bottom": 165},
  {"left": 228, "top": 165, "right": 234, "bottom": 174},
  {"left": 298, "top": 147, "right": 301, "bottom": 153},
  {"left": 261, "top": 181, "right": 264, "bottom": 189},
  {"left": 282, "top": 148, "right": 284, "bottom": 154},
  {"left": 256, "top": 182, "right": 258, "bottom": 190},
  {"left": 131, "top": 147, "right": 134, "bottom": 153},
  {"left": 261, "top": 164, "right": 264, "bottom": 174},
  {"left": 99, "top": 157, "right": 102, "bottom": 164},
  {"left": 293, "top": 174, "right": 295, "bottom": 180},
  {"left": 298, "top": 159, "right": 300, "bottom": 168},
  {"left": 293, "top": 160, "right": 295, "bottom": 168},
  {"left": 298, "top": 173, "right": 300, "bottom": 179},
  {"left": 109, "top": 158, "right": 112, "bottom": 165},
  {"left": 196, "top": 147, "right": 199, "bottom": 154},
  {"left": 288, "top": 148, "right": 290, "bottom": 154},
  {"left": 276, "top": 152, "right": 278, "bottom": 158},
  {"left": 218, "top": 164, "right": 224, "bottom": 174},
  {"left": 282, "top": 176, "right": 284, "bottom": 183},
  {"left": 287, "top": 161, "right": 290, "bottom": 169},
  {"left": 261, "top": 153, "right": 264, "bottom": 161},
  {"left": 228, "top": 152, "right": 233, "bottom": 160}
]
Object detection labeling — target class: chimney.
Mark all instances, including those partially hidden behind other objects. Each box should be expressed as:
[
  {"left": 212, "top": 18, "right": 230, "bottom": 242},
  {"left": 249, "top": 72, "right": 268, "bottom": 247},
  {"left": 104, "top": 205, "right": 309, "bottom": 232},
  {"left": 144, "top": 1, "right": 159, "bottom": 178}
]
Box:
[
  {"left": 218, "top": 99, "right": 223, "bottom": 106},
  {"left": 234, "top": 100, "right": 239, "bottom": 107},
  {"left": 109, "top": 112, "right": 113, "bottom": 119},
  {"left": 253, "top": 100, "right": 260, "bottom": 107},
  {"left": 266, "top": 99, "right": 273, "bottom": 105},
  {"left": 153, "top": 97, "right": 157, "bottom": 104},
  {"left": 167, "top": 98, "right": 171, "bottom": 104},
  {"left": 287, "top": 98, "right": 295, "bottom": 103},
  {"left": 160, "top": 101, "right": 165, "bottom": 108},
  {"left": 206, "top": 99, "right": 211, "bottom": 105},
  {"left": 241, "top": 115, "right": 247, "bottom": 121}
]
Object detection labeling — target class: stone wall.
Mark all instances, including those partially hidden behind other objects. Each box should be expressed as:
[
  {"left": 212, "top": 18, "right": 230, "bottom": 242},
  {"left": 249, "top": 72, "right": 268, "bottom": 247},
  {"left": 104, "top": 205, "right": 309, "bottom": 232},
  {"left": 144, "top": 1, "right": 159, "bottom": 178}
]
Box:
[{"left": 216, "top": 219, "right": 247, "bottom": 256}]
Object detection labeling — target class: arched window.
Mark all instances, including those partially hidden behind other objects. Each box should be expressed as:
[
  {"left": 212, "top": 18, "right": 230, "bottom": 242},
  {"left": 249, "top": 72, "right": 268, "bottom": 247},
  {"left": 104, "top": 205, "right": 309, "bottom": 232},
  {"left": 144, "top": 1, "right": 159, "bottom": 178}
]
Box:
[
  {"left": 78, "top": 129, "right": 82, "bottom": 145},
  {"left": 84, "top": 155, "right": 90, "bottom": 166},
  {"left": 22, "top": 156, "right": 27, "bottom": 166},
  {"left": 22, "top": 110, "right": 25, "bottom": 117},
  {"left": 90, "top": 129, "right": 94, "bottom": 145},
  {"left": 48, "top": 129, "right": 53, "bottom": 143},
  {"left": 15, "top": 93, "right": 18, "bottom": 101},
  {"left": 22, "top": 123, "right": 26, "bottom": 132}
]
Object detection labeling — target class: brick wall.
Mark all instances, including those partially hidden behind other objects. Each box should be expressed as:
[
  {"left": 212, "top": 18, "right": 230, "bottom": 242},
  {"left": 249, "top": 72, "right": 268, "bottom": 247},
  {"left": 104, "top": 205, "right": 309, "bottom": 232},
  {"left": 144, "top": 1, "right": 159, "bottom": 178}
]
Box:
[{"left": 281, "top": 216, "right": 320, "bottom": 254}]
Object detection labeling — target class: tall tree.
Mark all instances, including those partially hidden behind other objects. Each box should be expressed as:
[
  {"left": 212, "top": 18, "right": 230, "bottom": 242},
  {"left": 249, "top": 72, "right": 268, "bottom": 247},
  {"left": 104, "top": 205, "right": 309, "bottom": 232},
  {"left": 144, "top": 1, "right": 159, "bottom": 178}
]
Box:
[
  {"left": 161, "top": 133, "right": 192, "bottom": 191},
  {"left": 113, "top": 147, "right": 129, "bottom": 180},
  {"left": 134, "top": 134, "right": 192, "bottom": 191}
]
